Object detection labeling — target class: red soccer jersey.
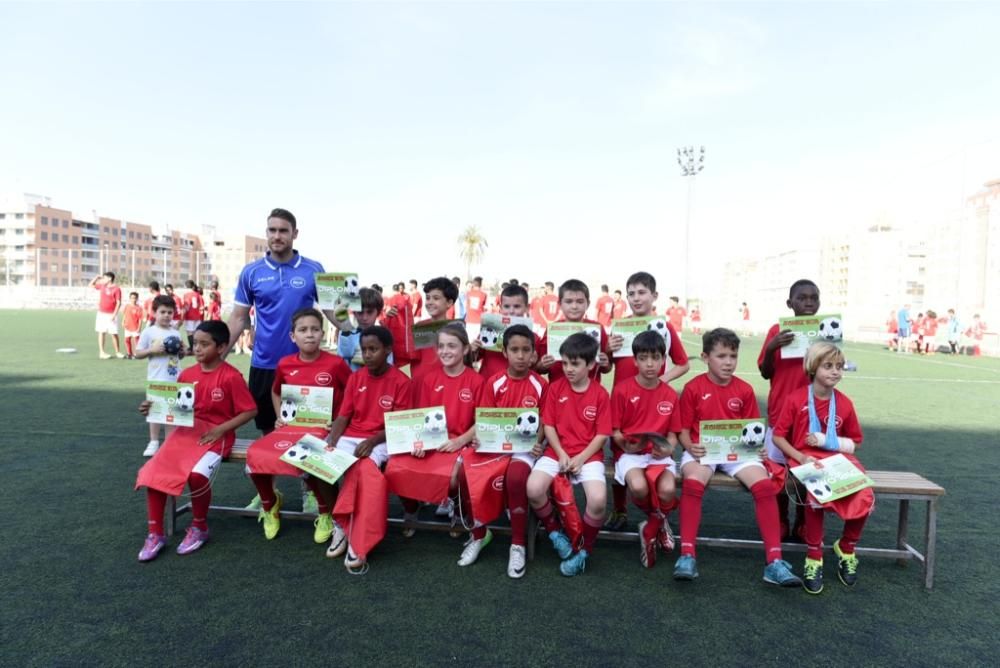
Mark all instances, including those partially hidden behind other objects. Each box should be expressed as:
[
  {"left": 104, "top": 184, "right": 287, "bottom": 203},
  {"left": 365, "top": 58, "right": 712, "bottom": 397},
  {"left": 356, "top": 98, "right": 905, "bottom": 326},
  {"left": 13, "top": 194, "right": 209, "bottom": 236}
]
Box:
[
  {"left": 410, "top": 291, "right": 423, "bottom": 319},
  {"left": 923, "top": 316, "right": 938, "bottom": 336},
  {"left": 757, "top": 323, "right": 811, "bottom": 425},
  {"left": 530, "top": 297, "right": 545, "bottom": 328},
  {"left": 611, "top": 377, "right": 681, "bottom": 454},
  {"left": 413, "top": 366, "right": 486, "bottom": 439},
  {"left": 183, "top": 291, "right": 204, "bottom": 321},
  {"left": 540, "top": 294, "right": 559, "bottom": 322},
  {"left": 482, "top": 370, "right": 548, "bottom": 409},
  {"left": 207, "top": 301, "right": 222, "bottom": 321},
  {"left": 338, "top": 366, "right": 412, "bottom": 439},
  {"left": 595, "top": 295, "right": 614, "bottom": 328},
  {"left": 382, "top": 295, "right": 414, "bottom": 365},
  {"left": 611, "top": 320, "right": 688, "bottom": 388},
  {"left": 477, "top": 331, "right": 542, "bottom": 379},
  {"left": 612, "top": 299, "right": 627, "bottom": 319},
  {"left": 95, "top": 283, "right": 121, "bottom": 314},
  {"left": 122, "top": 304, "right": 144, "bottom": 332},
  {"left": 271, "top": 351, "right": 353, "bottom": 418},
  {"left": 408, "top": 318, "right": 445, "bottom": 382},
  {"left": 667, "top": 305, "right": 687, "bottom": 332},
  {"left": 678, "top": 372, "right": 760, "bottom": 443},
  {"left": 772, "top": 387, "right": 863, "bottom": 458},
  {"left": 466, "top": 288, "right": 487, "bottom": 325},
  {"left": 177, "top": 361, "right": 257, "bottom": 451},
  {"left": 538, "top": 319, "right": 608, "bottom": 385},
  {"left": 172, "top": 295, "right": 184, "bottom": 319},
  {"left": 541, "top": 377, "right": 611, "bottom": 461},
  {"left": 144, "top": 295, "right": 159, "bottom": 322}
]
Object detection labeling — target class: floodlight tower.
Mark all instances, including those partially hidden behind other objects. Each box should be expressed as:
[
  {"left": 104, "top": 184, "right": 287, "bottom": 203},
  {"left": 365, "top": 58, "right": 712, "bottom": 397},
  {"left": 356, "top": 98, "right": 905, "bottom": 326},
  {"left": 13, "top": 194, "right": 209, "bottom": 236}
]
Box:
[{"left": 677, "top": 145, "right": 705, "bottom": 306}]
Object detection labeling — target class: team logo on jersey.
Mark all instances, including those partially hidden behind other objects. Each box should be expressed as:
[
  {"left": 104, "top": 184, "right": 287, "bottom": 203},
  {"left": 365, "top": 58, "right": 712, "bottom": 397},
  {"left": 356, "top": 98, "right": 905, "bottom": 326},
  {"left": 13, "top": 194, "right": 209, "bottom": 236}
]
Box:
[
  {"left": 288, "top": 370, "right": 299, "bottom": 376},
  {"left": 211, "top": 388, "right": 225, "bottom": 402},
  {"left": 378, "top": 395, "right": 394, "bottom": 410},
  {"left": 558, "top": 396, "right": 569, "bottom": 404},
  {"left": 630, "top": 396, "right": 641, "bottom": 404},
  {"left": 459, "top": 389, "right": 474, "bottom": 402},
  {"left": 657, "top": 401, "right": 674, "bottom": 416},
  {"left": 727, "top": 397, "right": 744, "bottom": 412},
  {"left": 492, "top": 475, "right": 505, "bottom": 491},
  {"left": 521, "top": 396, "right": 538, "bottom": 408},
  {"left": 290, "top": 276, "right": 307, "bottom": 289},
  {"left": 315, "top": 372, "right": 332, "bottom": 386},
  {"left": 583, "top": 406, "right": 598, "bottom": 421},
  {"left": 274, "top": 440, "right": 293, "bottom": 450},
  {"left": 701, "top": 393, "right": 712, "bottom": 401},
  {"left": 358, "top": 386, "right": 367, "bottom": 393}
]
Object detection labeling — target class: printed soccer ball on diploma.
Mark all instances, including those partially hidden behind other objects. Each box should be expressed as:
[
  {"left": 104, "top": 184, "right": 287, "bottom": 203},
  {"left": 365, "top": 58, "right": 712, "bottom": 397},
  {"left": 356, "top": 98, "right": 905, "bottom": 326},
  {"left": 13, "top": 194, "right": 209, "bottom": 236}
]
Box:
[
  {"left": 479, "top": 313, "right": 534, "bottom": 353},
  {"left": 475, "top": 407, "right": 539, "bottom": 453},
  {"left": 384, "top": 406, "right": 449, "bottom": 455},
  {"left": 790, "top": 453, "right": 873, "bottom": 504},
  {"left": 316, "top": 272, "right": 361, "bottom": 315},
  {"left": 279, "top": 434, "right": 358, "bottom": 485},
  {"left": 697, "top": 419, "right": 767, "bottom": 465},
  {"left": 546, "top": 322, "right": 601, "bottom": 357},
  {"left": 146, "top": 381, "right": 195, "bottom": 428},
  {"left": 779, "top": 313, "right": 843, "bottom": 359},
  {"left": 279, "top": 384, "right": 334, "bottom": 428},
  {"left": 610, "top": 316, "right": 670, "bottom": 358}
]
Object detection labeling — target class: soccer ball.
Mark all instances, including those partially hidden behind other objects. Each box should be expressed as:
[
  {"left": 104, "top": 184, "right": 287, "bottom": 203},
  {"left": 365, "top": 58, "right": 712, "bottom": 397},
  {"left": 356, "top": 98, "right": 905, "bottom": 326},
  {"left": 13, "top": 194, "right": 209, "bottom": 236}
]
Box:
[
  {"left": 280, "top": 400, "right": 298, "bottom": 423},
  {"left": 285, "top": 446, "right": 310, "bottom": 462},
  {"left": 479, "top": 327, "right": 499, "bottom": 348},
  {"left": 586, "top": 328, "right": 601, "bottom": 342},
  {"left": 162, "top": 336, "right": 183, "bottom": 355},
  {"left": 424, "top": 410, "right": 447, "bottom": 435},
  {"left": 803, "top": 476, "right": 833, "bottom": 502},
  {"left": 344, "top": 276, "right": 360, "bottom": 298},
  {"left": 647, "top": 319, "right": 668, "bottom": 339},
  {"left": 175, "top": 386, "right": 195, "bottom": 412},
  {"left": 740, "top": 421, "right": 766, "bottom": 448},
  {"left": 819, "top": 317, "right": 843, "bottom": 343},
  {"left": 515, "top": 411, "right": 539, "bottom": 438}
]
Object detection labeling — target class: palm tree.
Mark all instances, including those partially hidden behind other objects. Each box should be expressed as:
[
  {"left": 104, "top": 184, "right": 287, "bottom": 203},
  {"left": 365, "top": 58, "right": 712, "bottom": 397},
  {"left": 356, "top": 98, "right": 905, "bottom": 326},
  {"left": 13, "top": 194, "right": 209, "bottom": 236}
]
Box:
[{"left": 456, "top": 226, "right": 488, "bottom": 281}]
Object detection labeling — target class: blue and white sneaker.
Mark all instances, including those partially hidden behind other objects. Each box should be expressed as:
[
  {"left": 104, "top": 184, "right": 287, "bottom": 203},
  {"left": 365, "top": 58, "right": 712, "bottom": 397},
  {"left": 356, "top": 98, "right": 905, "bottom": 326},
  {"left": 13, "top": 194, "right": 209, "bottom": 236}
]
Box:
[
  {"left": 673, "top": 554, "right": 699, "bottom": 580},
  {"left": 548, "top": 530, "right": 573, "bottom": 560},
  {"left": 559, "top": 549, "right": 589, "bottom": 577},
  {"left": 763, "top": 559, "right": 803, "bottom": 587}
]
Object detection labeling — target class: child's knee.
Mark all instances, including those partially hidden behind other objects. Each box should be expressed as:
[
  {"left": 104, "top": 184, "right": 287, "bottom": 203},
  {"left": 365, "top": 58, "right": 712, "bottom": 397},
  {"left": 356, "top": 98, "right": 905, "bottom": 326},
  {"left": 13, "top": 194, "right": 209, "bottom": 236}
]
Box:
[
  {"left": 657, "top": 474, "right": 677, "bottom": 501},
  {"left": 626, "top": 473, "right": 649, "bottom": 499}
]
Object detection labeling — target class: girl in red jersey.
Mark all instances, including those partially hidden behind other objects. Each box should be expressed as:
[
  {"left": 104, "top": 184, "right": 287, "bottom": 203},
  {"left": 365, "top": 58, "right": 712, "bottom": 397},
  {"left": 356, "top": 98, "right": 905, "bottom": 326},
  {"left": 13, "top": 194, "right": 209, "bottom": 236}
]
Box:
[
  {"left": 245, "top": 309, "right": 351, "bottom": 543},
  {"left": 384, "top": 323, "right": 486, "bottom": 558},
  {"left": 135, "top": 321, "right": 257, "bottom": 562},
  {"left": 772, "top": 341, "right": 873, "bottom": 594}
]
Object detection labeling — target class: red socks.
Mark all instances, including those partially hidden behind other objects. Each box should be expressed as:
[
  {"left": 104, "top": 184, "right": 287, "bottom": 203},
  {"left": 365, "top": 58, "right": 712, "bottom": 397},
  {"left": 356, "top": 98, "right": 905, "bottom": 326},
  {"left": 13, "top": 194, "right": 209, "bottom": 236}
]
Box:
[
  {"left": 806, "top": 507, "right": 867, "bottom": 558},
  {"left": 612, "top": 481, "right": 628, "bottom": 514},
  {"left": 250, "top": 474, "right": 277, "bottom": 511},
  {"left": 581, "top": 513, "right": 602, "bottom": 553},
  {"left": 750, "top": 479, "right": 783, "bottom": 563},
  {"left": 506, "top": 460, "right": 531, "bottom": 546},
  {"left": 401, "top": 497, "right": 420, "bottom": 514},
  {"left": 840, "top": 516, "right": 867, "bottom": 554},
  {"left": 535, "top": 500, "right": 561, "bottom": 534},
  {"left": 146, "top": 489, "right": 167, "bottom": 536},
  {"left": 679, "top": 478, "right": 705, "bottom": 557},
  {"left": 472, "top": 525, "right": 488, "bottom": 540},
  {"left": 189, "top": 473, "right": 211, "bottom": 530}
]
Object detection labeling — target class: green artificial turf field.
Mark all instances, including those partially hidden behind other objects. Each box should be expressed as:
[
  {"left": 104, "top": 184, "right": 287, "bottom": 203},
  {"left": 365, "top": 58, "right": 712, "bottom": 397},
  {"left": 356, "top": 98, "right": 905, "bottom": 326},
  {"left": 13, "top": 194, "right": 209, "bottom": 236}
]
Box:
[{"left": 2, "top": 310, "right": 998, "bottom": 666}]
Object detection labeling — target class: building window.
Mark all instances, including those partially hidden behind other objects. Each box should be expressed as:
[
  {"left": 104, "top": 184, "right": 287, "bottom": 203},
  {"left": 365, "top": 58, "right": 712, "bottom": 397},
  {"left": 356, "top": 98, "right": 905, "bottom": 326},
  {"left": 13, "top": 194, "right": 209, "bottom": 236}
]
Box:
[
  {"left": 15, "top": 213, "right": 23, "bottom": 219},
  {"left": 62, "top": 234, "right": 69, "bottom": 243},
  {"left": 41, "top": 216, "right": 48, "bottom": 225},
  {"left": 41, "top": 277, "right": 48, "bottom": 286},
  {"left": 0, "top": 213, "right": 4, "bottom": 219},
  {"left": 62, "top": 220, "right": 69, "bottom": 228},
  {"left": 40, "top": 231, "right": 48, "bottom": 241}
]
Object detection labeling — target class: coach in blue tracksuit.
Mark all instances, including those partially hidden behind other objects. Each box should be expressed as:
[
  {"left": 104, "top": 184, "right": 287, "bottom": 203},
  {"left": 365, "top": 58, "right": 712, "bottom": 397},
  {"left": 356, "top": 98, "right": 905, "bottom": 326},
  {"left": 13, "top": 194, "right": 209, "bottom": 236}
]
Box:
[{"left": 226, "top": 208, "right": 326, "bottom": 434}]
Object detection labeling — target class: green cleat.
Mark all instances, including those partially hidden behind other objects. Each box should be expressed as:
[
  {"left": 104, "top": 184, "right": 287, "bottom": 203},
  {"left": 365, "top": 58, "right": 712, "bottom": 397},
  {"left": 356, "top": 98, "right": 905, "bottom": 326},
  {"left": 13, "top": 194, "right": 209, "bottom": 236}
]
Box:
[
  {"left": 834, "top": 540, "right": 859, "bottom": 587},
  {"left": 302, "top": 491, "right": 319, "bottom": 515},
  {"left": 803, "top": 557, "right": 824, "bottom": 594},
  {"left": 244, "top": 494, "right": 262, "bottom": 511},
  {"left": 258, "top": 491, "right": 283, "bottom": 540},
  {"left": 313, "top": 513, "right": 334, "bottom": 544}
]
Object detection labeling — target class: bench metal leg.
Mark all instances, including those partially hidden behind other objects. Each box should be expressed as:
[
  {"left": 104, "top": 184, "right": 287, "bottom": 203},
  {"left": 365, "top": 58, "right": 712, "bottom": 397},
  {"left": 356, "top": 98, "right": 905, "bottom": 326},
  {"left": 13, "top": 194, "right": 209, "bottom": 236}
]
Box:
[
  {"left": 924, "top": 499, "right": 938, "bottom": 590},
  {"left": 896, "top": 499, "right": 910, "bottom": 567},
  {"left": 165, "top": 496, "right": 176, "bottom": 537}
]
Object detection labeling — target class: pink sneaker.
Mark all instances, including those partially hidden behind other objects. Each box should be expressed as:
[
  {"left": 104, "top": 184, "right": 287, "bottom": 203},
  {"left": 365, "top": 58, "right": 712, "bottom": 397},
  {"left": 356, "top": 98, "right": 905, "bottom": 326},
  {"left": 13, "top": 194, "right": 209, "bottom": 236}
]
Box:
[
  {"left": 176, "top": 527, "right": 210, "bottom": 555},
  {"left": 138, "top": 533, "right": 167, "bottom": 562}
]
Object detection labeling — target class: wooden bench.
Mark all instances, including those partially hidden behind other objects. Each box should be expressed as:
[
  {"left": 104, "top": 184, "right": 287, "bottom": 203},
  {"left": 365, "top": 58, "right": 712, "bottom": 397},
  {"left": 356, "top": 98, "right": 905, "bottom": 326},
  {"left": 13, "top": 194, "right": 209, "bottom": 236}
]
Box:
[{"left": 168, "top": 440, "right": 944, "bottom": 589}]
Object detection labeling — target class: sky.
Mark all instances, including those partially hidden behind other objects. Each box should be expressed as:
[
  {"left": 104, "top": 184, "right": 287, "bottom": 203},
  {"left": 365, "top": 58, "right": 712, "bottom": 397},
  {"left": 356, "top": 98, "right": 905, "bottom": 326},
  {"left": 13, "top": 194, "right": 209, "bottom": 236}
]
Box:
[{"left": 1, "top": 1, "right": 997, "bottom": 297}]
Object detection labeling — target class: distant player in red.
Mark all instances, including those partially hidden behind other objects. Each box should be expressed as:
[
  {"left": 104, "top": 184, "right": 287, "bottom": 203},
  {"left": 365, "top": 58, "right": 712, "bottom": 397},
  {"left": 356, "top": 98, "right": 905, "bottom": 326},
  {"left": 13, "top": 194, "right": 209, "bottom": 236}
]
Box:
[
  {"left": 673, "top": 328, "right": 801, "bottom": 587},
  {"left": 471, "top": 324, "right": 547, "bottom": 577},
  {"left": 135, "top": 321, "right": 257, "bottom": 562},
  {"left": 409, "top": 276, "right": 458, "bottom": 382},
  {"left": 969, "top": 313, "right": 987, "bottom": 356},
  {"left": 208, "top": 279, "right": 221, "bottom": 308},
  {"left": 741, "top": 301, "right": 751, "bottom": 335},
  {"left": 690, "top": 306, "right": 702, "bottom": 335},
  {"left": 385, "top": 323, "right": 486, "bottom": 559},
  {"left": 206, "top": 292, "right": 222, "bottom": 321},
  {"left": 90, "top": 271, "right": 124, "bottom": 359},
  {"left": 539, "top": 282, "right": 559, "bottom": 327},
  {"left": 527, "top": 332, "right": 611, "bottom": 576},
  {"left": 144, "top": 280, "right": 162, "bottom": 326},
  {"left": 324, "top": 325, "right": 412, "bottom": 571},
  {"left": 612, "top": 290, "right": 628, "bottom": 319},
  {"left": 382, "top": 283, "right": 414, "bottom": 367},
  {"left": 446, "top": 276, "right": 462, "bottom": 319},
  {"left": 595, "top": 284, "right": 614, "bottom": 330},
  {"left": 666, "top": 295, "right": 687, "bottom": 333},
  {"left": 122, "top": 291, "right": 145, "bottom": 359},
  {"left": 758, "top": 278, "right": 820, "bottom": 538},
  {"left": 611, "top": 330, "right": 682, "bottom": 568},
  {"left": 537, "top": 279, "right": 611, "bottom": 385},
  {"left": 472, "top": 283, "right": 540, "bottom": 380},
  {"left": 771, "top": 342, "right": 873, "bottom": 594},
  {"left": 921, "top": 310, "right": 939, "bottom": 354},
  {"left": 408, "top": 279, "right": 423, "bottom": 319},
  {"left": 465, "top": 276, "right": 487, "bottom": 328},
  {"left": 164, "top": 284, "right": 184, "bottom": 330},
  {"left": 605, "top": 271, "right": 689, "bottom": 530},
  {"left": 182, "top": 280, "right": 205, "bottom": 348},
  {"left": 246, "top": 308, "right": 352, "bottom": 543}
]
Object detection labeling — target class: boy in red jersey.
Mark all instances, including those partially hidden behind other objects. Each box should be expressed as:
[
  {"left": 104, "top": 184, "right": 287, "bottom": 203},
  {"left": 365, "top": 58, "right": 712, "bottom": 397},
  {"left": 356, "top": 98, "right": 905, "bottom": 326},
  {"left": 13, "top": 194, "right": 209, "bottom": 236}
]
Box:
[
  {"left": 135, "top": 321, "right": 257, "bottom": 561},
  {"left": 527, "top": 332, "right": 612, "bottom": 577},
  {"left": 611, "top": 331, "right": 682, "bottom": 568},
  {"left": 538, "top": 282, "right": 559, "bottom": 328},
  {"left": 612, "top": 290, "right": 627, "bottom": 319},
  {"left": 537, "top": 279, "right": 611, "bottom": 385},
  {"left": 144, "top": 280, "right": 162, "bottom": 327},
  {"left": 246, "top": 308, "right": 352, "bottom": 542},
  {"left": 182, "top": 280, "right": 205, "bottom": 349},
  {"left": 757, "top": 278, "right": 820, "bottom": 538},
  {"left": 673, "top": 328, "right": 801, "bottom": 586},
  {"left": 595, "top": 284, "right": 614, "bottom": 330},
  {"left": 465, "top": 276, "right": 487, "bottom": 335},
  {"left": 408, "top": 279, "right": 423, "bottom": 319},
  {"left": 469, "top": 324, "right": 547, "bottom": 577},
  {"left": 324, "top": 326, "right": 412, "bottom": 571},
  {"left": 771, "top": 342, "right": 873, "bottom": 594},
  {"left": 666, "top": 296, "right": 686, "bottom": 333},
  {"left": 164, "top": 284, "right": 184, "bottom": 330},
  {"left": 409, "top": 276, "right": 459, "bottom": 382},
  {"left": 90, "top": 272, "right": 124, "bottom": 359},
  {"left": 472, "top": 283, "right": 540, "bottom": 380},
  {"left": 383, "top": 283, "right": 414, "bottom": 367},
  {"left": 122, "top": 291, "right": 145, "bottom": 359},
  {"left": 605, "top": 271, "right": 690, "bottom": 530},
  {"left": 206, "top": 291, "right": 222, "bottom": 321}
]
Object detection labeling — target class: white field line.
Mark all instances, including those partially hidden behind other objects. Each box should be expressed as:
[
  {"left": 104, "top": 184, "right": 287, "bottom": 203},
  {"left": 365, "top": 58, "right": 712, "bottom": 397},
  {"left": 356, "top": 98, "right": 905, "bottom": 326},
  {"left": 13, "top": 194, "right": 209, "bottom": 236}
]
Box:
[
  {"left": 845, "top": 376, "right": 1000, "bottom": 384},
  {"left": 836, "top": 346, "right": 1000, "bottom": 375}
]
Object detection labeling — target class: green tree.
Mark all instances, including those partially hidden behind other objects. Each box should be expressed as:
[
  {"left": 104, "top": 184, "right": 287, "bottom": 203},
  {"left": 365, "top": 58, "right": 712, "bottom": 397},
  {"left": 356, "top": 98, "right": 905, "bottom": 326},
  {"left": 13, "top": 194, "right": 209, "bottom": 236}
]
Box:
[{"left": 456, "top": 226, "right": 488, "bottom": 281}]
